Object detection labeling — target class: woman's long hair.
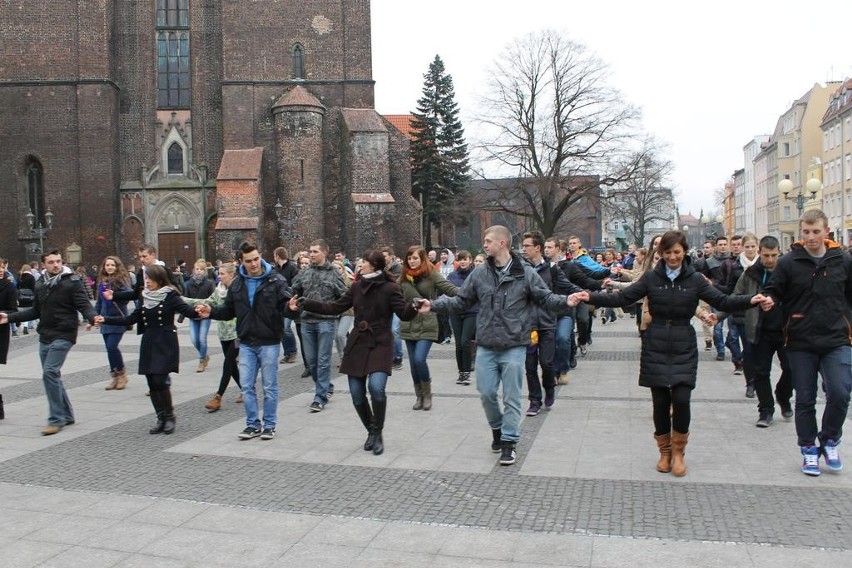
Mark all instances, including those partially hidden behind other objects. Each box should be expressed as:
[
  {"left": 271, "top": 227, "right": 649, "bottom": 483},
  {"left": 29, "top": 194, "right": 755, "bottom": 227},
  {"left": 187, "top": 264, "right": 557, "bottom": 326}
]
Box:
[
  {"left": 97, "top": 256, "right": 132, "bottom": 288},
  {"left": 401, "top": 245, "right": 435, "bottom": 281}
]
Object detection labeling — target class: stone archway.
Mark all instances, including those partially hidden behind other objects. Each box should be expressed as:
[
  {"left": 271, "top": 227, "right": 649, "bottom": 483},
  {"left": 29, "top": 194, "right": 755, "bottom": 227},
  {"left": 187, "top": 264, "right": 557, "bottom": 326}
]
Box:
[{"left": 148, "top": 193, "right": 201, "bottom": 266}]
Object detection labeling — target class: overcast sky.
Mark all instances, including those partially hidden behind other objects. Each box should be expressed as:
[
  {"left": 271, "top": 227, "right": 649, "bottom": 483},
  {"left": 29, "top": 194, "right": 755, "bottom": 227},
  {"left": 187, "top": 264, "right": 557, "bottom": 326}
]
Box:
[{"left": 371, "top": 0, "right": 852, "bottom": 218}]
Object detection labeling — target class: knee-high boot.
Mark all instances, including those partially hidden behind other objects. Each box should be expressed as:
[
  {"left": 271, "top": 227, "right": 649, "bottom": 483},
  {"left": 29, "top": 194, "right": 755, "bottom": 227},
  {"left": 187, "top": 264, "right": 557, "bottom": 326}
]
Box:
[
  {"left": 149, "top": 390, "right": 166, "bottom": 434},
  {"left": 353, "top": 402, "right": 375, "bottom": 451},
  {"left": 654, "top": 432, "right": 672, "bottom": 473},
  {"left": 161, "top": 388, "right": 176, "bottom": 435},
  {"left": 371, "top": 399, "right": 387, "bottom": 455},
  {"left": 671, "top": 431, "right": 689, "bottom": 477}
]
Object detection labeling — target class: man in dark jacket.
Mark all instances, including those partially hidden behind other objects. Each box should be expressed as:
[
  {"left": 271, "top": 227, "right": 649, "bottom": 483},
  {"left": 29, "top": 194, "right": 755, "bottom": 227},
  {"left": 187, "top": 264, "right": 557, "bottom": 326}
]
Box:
[
  {"left": 718, "top": 234, "right": 754, "bottom": 388},
  {"left": 699, "top": 236, "right": 731, "bottom": 361},
  {"left": 762, "top": 209, "right": 852, "bottom": 477},
  {"left": 274, "top": 246, "right": 300, "bottom": 364},
  {"left": 198, "top": 242, "right": 292, "bottom": 440},
  {"left": 1, "top": 249, "right": 96, "bottom": 435},
  {"left": 421, "top": 225, "right": 577, "bottom": 467},
  {"left": 381, "top": 246, "right": 405, "bottom": 369}
]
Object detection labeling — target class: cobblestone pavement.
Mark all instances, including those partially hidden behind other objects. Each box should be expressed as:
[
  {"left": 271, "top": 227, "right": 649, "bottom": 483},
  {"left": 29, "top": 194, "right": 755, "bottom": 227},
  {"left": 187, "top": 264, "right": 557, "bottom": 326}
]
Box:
[{"left": 1, "top": 317, "right": 851, "bottom": 566}]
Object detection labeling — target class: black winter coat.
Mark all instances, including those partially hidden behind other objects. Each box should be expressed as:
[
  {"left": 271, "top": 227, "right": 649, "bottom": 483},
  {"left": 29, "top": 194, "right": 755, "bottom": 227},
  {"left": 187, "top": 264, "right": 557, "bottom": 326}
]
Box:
[
  {"left": 103, "top": 291, "right": 198, "bottom": 375},
  {"left": 185, "top": 277, "right": 215, "bottom": 300},
  {"left": 588, "top": 259, "right": 754, "bottom": 389},
  {"left": 302, "top": 272, "right": 418, "bottom": 377},
  {"left": 8, "top": 271, "right": 96, "bottom": 345},
  {"left": 0, "top": 276, "right": 17, "bottom": 364}
]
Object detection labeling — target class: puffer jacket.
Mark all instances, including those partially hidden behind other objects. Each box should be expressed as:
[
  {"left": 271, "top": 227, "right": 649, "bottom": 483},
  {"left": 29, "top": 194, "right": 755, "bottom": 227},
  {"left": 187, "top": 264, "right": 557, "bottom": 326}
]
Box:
[
  {"left": 289, "top": 260, "right": 347, "bottom": 323},
  {"left": 763, "top": 240, "right": 852, "bottom": 353},
  {"left": 588, "top": 258, "right": 754, "bottom": 388},
  {"left": 430, "top": 253, "right": 570, "bottom": 351},
  {"left": 399, "top": 269, "right": 458, "bottom": 341}
]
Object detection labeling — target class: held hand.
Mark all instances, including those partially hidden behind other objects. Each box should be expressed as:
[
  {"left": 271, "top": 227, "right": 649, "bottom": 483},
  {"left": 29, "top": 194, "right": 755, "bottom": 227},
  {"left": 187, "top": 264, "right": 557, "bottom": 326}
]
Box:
[
  {"left": 759, "top": 295, "right": 775, "bottom": 312},
  {"left": 567, "top": 291, "right": 589, "bottom": 307},
  {"left": 195, "top": 304, "right": 211, "bottom": 318},
  {"left": 288, "top": 295, "right": 299, "bottom": 312},
  {"left": 93, "top": 315, "right": 105, "bottom": 326},
  {"left": 602, "top": 278, "right": 613, "bottom": 287},
  {"left": 415, "top": 298, "right": 431, "bottom": 313},
  {"left": 0, "top": 312, "right": 6, "bottom": 325},
  {"left": 703, "top": 313, "right": 718, "bottom": 326},
  {"left": 85, "top": 323, "right": 92, "bottom": 331},
  {"left": 102, "top": 289, "right": 113, "bottom": 301},
  {"left": 750, "top": 294, "right": 768, "bottom": 306}
]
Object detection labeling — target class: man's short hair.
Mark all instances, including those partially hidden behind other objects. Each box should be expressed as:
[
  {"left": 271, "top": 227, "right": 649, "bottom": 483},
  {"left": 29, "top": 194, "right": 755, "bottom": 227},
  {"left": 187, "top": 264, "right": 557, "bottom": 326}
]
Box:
[
  {"left": 484, "top": 225, "right": 512, "bottom": 245},
  {"left": 568, "top": 235, "right": 581, "bottom": 244},
  {"left": 239, "top": 242, "right": 259, "bottom": 257},
  {"left": 379, "top": 246, "right": 394, "bottom": 257},
  {"left": 758, "top": 235, "right": 780, "bottom": 250},
  {"left": 800, "top": 208, "right": 829, "bottom": 228},
  {"left": 273, "top": 246, "right": 289, "bottom": 261},
  {"left": 41, "top": 248, "right": 62, "bottom": 262},
  {"left": 138, "top": 243, "right": 157, "bottom": 255},
  {"left": 310, "top": 239, "right": 329, "bottom": 253},
  {"left": 730, "top": 234, "right": 743, "bottom": 243},
  {"left": 715, "top": 236, "right": 728, "bottom": 245},
  {"left": 522, "top": 230, "right": 545, "bottom": 251}
]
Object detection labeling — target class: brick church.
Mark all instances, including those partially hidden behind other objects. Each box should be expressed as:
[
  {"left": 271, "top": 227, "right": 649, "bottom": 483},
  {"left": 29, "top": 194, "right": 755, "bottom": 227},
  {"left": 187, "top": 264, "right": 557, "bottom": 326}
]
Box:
[{"left": 0, "top": 0, "right": 420, "bottom": 267}]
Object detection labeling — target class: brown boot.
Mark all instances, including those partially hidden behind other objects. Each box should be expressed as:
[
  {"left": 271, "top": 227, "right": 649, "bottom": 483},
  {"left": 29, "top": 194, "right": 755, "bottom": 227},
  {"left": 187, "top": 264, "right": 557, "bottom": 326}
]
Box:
[
  {"left": 114, "top": 369, "right": 128, "bottom": 390},
  {"left": 670, "top": 431, "right": 689, "bottom": 477},
  {"left": 421, "top": 381, "right": 433, "bottom": 411},
  {"left": 412, "top": 383, "right": 424, "bottom": 410},
  {"left": 204, "top": 394, "right": 222, "bottom": 412},
  {"left": 104, "top": 371, "right": 118, "bottom": 390},
  {"left": 654, "top": 433, "right": 672, "bottom": 473}
]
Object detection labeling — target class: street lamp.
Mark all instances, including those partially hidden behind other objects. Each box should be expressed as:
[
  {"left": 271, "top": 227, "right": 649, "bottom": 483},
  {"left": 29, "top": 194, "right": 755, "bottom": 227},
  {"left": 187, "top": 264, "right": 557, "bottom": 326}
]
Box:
[
  {"left": 274, "top": 200, "right": 303, "bottom": 242},
  {"left": 26, "top": 207, "right": 54, "bottom": 255},
  {"left": 192, "top": 164, "right": 209, "bottom": 258},
  {"left": 779, "top": 177, "right": 820, "bottom": 217}
]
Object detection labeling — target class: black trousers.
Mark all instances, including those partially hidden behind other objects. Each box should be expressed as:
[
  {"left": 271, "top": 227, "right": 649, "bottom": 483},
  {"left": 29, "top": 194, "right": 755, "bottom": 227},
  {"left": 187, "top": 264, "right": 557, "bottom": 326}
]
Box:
[
  {"left": 749, "top": 329, "right": 793, "bottom": 415},
  {"left": 525, "top": 329, "right": 555, "bottom": 402},
  {"left": 217, "top": 339, "right": 241, "bottom": 396},
  {"left": 651, "top": 384, "right": 691, "bottom": 434}
]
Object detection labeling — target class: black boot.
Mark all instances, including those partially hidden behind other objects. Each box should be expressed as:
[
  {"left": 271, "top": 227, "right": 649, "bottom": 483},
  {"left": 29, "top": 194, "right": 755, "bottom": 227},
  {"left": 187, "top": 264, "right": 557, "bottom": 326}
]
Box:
[
  {"left": 371, "top": 399, "right": 387, "bottom": 455},
  {"left": 0, "top": 394, "right": 5, "bottom": 419},
  {"left": 353, "top": 403, "right": 375, "bottom": 451},
  {"left": 148, "top": 390, "right": 165, "bottom": 434},
  {"left": 161, "top": 388, "right": 176, "bottom": 434}
]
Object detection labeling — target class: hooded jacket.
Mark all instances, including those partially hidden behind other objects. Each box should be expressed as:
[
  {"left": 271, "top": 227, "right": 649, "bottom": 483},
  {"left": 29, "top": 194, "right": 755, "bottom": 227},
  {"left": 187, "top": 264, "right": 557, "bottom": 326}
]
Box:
[
  {"left": 430, "top": 252, "right": 571, "bottom": 351},
  {"left": 763, "top": 240, "right": 852, "bottom": 353},
  {"left": 209, "top": 260, "right": 292, "bottom": 346}
]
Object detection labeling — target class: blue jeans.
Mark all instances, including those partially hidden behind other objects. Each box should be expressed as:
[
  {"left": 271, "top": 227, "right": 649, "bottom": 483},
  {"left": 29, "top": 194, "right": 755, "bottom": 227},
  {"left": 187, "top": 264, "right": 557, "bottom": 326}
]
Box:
[
  {"left": 349, "top": 372, "right": 388, "bottom": 405},
  {"left": 39, "top": 339, "right": 75, "bottom": 426},
  {"left": 302, "top": 320, "right": 336, "bottom": 404},
  {"left": 787, "top": 346, "right": 852, "bottom": 447},
  {"left": 188, "top": 317, "right": 211, "bottom": 360},
  {"left": 476, "top": 345, "right": 526, "bottom": 443},
  {"left": 281, "top": 317, "right": 297, "bottom": 356},
  {"left": 391, "top": 314, "right": 403, "bottom": 360},
  {"left": 102, "top": 332, "right": 125, "bottom": 371},
  {"left": 405, "top": 339, "right": 433, "bottom": 384},
  {"left": 713, "top": 318, "right": 725, "bottom": 357},
  {"left": 725, "top": 321, "right": 744, "bottom": 363},
  {"left": 554, "top": 315, "right": 574, "bottom": 375},
  {"left": 238, "top": 343, "right": 280, "bottom": 430}
]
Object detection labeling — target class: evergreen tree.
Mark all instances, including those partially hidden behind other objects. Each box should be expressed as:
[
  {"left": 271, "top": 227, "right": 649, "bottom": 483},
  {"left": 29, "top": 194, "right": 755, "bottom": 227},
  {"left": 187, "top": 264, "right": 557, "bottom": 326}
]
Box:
[{"left": 410, "top": 55, "right": 470, "bottom": 246}]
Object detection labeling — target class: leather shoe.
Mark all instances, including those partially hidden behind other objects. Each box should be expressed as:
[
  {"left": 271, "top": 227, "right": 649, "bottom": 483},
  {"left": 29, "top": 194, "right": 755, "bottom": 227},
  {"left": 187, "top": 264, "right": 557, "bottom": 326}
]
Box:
[{"left": 41, "top": 425, "right": 63, "bottom": 436}]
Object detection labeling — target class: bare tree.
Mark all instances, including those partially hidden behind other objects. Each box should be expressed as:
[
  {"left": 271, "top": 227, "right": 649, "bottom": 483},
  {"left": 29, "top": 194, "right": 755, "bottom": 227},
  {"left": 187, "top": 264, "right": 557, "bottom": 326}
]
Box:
[
  {"left": 474, "top": 29, "right": 644, "bottom": 237},
  {"left": 603, "top": 142, "right": 675, "bottom": 247}
]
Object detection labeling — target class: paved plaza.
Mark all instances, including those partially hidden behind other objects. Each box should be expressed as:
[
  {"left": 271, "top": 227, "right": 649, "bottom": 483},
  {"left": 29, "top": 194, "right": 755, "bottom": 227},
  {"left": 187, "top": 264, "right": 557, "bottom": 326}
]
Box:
[{"left": 1, "top": 316, "right": 851, "bottom": 567}]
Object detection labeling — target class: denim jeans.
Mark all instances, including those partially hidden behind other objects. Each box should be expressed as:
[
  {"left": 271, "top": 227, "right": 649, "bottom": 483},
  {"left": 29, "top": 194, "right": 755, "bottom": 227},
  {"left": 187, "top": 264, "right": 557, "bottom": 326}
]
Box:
[
  {"left": 302, "top": 320, "right": 336, "bottom": 404},
  {"left": 281, "top": 317, "right": 297, "bottom": 356},
  {"left": 336, "top": 315, "right": 354, "bottom": 357},
  {"left": 391, "top": 314, "right": 403, "bottom": 361},
  {"left": 39, "top": 339, "right": 75, "bottom": 426},
  {"left": 188, "top": 317, "right": 211, "bottom": 360},
  {"left": 405, "top": 339, "right": 433, "bottom": 384},
  {"left": 554, "top": 315, "right": 574, "bottom": 375},
  {"left": 787, "top": 346, "right": 852, "bottom": 447},
  {"left": 713, "top": 317, "right": 725, "bottom": 357},
  {"left": 476, "top": 345, "right": 526, "bottom": 443},
  {"left": 102, "top": 332, "right": 125, "bottom": 371},
  {"left": 725, "top": 320, "right": 744, "bottom": 363},
  {"left": 349, "top": 372, "right": 388, "bottom": 405},
  {"left": 238, "top": 343, "right": 280, "bottom": 430}
]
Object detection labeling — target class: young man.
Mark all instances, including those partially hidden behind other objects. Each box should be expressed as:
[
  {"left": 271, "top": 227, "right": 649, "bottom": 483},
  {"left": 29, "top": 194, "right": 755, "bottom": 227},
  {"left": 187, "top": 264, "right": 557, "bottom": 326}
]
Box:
[
  {"left": 700, "top": 236, "right": 731, "bottom": 361},
  {"left": 762, "top": 209, "right": 852, "bottom": 476},
  {"left": 729, "top": 235, "right": 792, "bottom": 427},
  {"left": 199, "top": 242, "right": 292, "bottom": 440},
  {"left": 418, "top": 225, "right": 577, "bottom": 466},
  {"left": 289, "top": 239, "right": 347, "bottom": 412},
  {"left": 273, "top": 246, "right": 300, "bottom": 364},
  {"left": 1, "top": 249, "right": 96, "bottom": 435},
  {"left": 567, "top": 235, "right": 614, "bottom": 356},
  {"left": 719, "top": 234, "right": 757, "bottom": 393}
]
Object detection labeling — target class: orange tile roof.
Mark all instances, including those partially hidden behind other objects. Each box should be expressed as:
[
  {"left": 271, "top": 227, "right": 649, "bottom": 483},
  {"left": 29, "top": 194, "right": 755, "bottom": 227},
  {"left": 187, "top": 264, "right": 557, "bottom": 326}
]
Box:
[
  {"left": 383, "top": 114, "right": 415, "bottom": 139},
  {"left": 216, "top": 148, "right": 264, "bottom": 180}
]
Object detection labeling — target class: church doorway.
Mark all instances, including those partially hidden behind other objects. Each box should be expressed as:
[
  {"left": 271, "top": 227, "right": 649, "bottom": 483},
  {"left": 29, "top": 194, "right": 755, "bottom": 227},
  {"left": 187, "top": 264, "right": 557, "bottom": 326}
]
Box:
[{"left": 158, "top": 232, "right": 197, "bottom": 268}]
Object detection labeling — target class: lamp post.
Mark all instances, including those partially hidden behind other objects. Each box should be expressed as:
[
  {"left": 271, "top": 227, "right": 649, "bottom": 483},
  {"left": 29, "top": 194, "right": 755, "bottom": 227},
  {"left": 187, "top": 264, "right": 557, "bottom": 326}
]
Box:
[
  {"left": 274, "top": 200, "right": 303, "bottom": 243},
  {"left": 681, "top": 225, "right": 690, "bottom": 250},
  {"left": 778, "top": 177, "right": 820, "bottom": 218},
  {"left": 192, "top": 164, "right": 209, "bottom": 258},
  {"left": 26, "top": 207, "right": 54, "bottom": 256}
]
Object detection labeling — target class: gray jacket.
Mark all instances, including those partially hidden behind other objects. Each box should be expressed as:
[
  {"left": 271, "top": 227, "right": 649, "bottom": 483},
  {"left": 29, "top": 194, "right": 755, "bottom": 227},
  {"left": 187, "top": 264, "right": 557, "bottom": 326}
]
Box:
[
  {"left": 430, "top": 253, "right": 570, "bottom": 351},
  {"left": 290, "top": 260, "right": 347, "bottom": 322}
]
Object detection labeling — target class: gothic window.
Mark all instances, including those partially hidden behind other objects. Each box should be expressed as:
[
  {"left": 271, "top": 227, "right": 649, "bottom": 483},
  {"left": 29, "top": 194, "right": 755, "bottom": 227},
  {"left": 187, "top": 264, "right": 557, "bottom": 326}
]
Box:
[
  {"left": 167, "top": 142, "right": 183, "bottom": 174},
  {"left": 25, "top": 158, "right": 46, "bottom": 226},
  {"left": 156, "top": 0, "right": 190, "bottom": 108},
  {"left": 293, "top": 44, "right": 304, "bottom": 79}
]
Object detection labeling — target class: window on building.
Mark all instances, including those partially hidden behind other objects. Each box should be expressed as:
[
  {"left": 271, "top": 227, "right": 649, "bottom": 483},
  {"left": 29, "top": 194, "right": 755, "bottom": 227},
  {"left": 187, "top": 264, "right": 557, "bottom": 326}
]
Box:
[
  {"left": 783, "top": 205, "right": 791, "bottom": 221},
  {"left": 25, "top": 158, "right": 46, "bottom": 225},
  {"left": 167, "top": 142, "right": 183, "bottom": 174},
  {"left": 846, "top": 154, "right": 851, "bottom": 180},
  {"left": 156, "top": 0, "right": 188, "bottom": 28},
  {"left": 293, "top": 44, "right": 304, "bottom": 79},
  {"left": 783, "top": 142, "right": 790, "bottom": 156},
  {"left": 156, "top": 1, "right": 190, "bottom": 109}
]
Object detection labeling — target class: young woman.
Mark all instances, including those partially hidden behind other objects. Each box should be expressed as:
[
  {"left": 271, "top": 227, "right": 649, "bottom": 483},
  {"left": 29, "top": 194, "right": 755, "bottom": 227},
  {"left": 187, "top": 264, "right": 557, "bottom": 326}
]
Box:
[
  {"left": 399, "top": 245, "right": 458, "bottom": 410},
  {"left": 332, "top": 259, "right": 354, "bottom": 362},
  {"left": 290, "top": 250, "right": 418, "bottom": 455},
  {"left": 17, "top": 264, "right": 36, "bottom": 334},
  {"left": 572, "top": 231, "right": 763, "bottom": 477},
  {"left": 185, "top": 259, "right": 215, "bottom": 373},
  {"left": 94, "top": 256, "right": 133, "bottom": 390},
  {"left": 473, "top": 254, "right": 486, "bottom": 267},
  {"left": 446, "top": 250, "right": 478, "bottom": 385},
  {"left": 97, "top": 264, "right": 200, "bottom": 435},
  {"left": 183, "top": 262, "right": 242, "bottom": 411}
]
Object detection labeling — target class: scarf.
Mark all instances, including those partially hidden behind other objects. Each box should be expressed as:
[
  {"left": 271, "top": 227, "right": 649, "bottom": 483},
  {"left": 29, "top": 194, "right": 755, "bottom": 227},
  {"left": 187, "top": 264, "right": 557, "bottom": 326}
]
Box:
[
  {"left": 404, "top": 264, "right": 431, "bottom": 284},
  {"left": 43, "top": 271, "right": 63, "bottom": 288},
  {"left": 739, "top": 252, "right": 758, "bottom": 270},
  {"left": 361, "top": 270, "right": 381, "bottom": 279},
  {"left": 215, "top": 282, "right": 228, "bottom": 300},
  {"left": 142, "top": 286, "right": 173, "bottom": 309},
  {"left": 191, "top": 273, "right": 207, "bottom": 285}
]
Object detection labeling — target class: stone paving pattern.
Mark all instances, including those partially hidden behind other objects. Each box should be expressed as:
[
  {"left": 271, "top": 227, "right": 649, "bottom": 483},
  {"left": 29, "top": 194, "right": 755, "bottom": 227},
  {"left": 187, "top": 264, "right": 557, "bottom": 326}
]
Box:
[{"left": 1, "top": 316, "right": 852, "bottom": 566}]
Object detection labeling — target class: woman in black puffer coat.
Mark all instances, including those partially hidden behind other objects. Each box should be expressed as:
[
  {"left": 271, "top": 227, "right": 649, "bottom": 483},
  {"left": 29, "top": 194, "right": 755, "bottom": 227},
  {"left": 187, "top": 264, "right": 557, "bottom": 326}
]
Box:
[{"left": 583, "top": 231, "right": 762, "bottom": 477}]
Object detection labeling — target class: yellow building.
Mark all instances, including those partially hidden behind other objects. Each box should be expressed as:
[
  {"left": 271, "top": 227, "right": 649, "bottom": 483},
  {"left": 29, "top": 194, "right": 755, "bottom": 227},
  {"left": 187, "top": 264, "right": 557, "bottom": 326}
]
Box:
[{"left": 819, "top": 79, "right": 852, "bottom": 246}]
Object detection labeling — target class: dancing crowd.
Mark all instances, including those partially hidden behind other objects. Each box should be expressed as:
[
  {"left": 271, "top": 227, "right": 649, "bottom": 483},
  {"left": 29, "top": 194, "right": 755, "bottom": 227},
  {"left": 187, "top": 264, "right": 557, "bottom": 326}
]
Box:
[{"left": 0, "top": 208, "right": 850, "bottom": 478}]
